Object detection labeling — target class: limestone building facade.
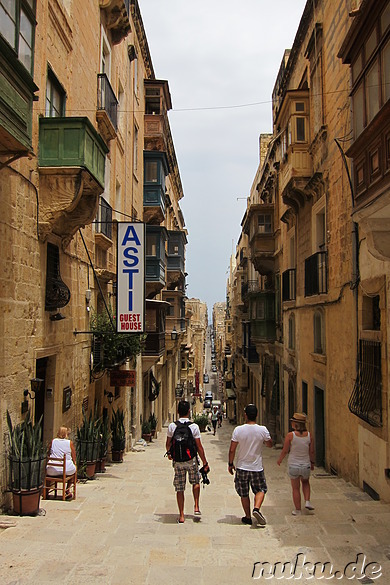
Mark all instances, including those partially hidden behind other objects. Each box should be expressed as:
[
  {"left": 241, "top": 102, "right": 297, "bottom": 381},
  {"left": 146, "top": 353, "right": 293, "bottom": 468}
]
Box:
[
  {"left": 226, "top": 0, "right": 390, "bottom": 501},
  {"left": 0, "top": 0, "right": 187, "bottom": 510}
]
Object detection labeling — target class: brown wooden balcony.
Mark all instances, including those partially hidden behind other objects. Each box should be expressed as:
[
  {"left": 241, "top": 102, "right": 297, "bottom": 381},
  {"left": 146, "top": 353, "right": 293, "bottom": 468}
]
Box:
[
  {"left": 346, "top": 100, "right": 390, "bottom": 260},
  {"left": 242, "top": 203, "right": 275, "bottom": 274}
]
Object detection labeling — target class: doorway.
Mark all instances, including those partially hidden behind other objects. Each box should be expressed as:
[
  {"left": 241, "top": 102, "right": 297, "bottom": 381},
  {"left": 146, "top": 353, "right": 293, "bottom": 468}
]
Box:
[{"left": 314, "top": 385, "right": 325, "bottom": 467}]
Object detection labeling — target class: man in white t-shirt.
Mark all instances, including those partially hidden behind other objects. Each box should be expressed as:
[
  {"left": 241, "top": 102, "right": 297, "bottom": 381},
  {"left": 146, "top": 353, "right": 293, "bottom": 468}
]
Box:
[
  {"left": 166, "top": 400, "right": 209, "bottom": 523},
  {"left": 228, "top": 404, "right": 272, "bottom": 526}
]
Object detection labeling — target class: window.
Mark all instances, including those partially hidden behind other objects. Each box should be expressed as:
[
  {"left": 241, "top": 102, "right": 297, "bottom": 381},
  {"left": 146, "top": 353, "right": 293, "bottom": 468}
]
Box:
[
  {"left": 362, "top": 295, "right": 381, "bottom": 330},
  {"left": 133, "top": 125, "right": 138, "bottom": 173},
  {"left": 100, "top": 27, "right": 111, "bottom": 78},
  {"left": 312, "top": 197, "right": 326, "bottom": 252},
  {"left": 258, "top": 214, "right": 272, "bottom": 233},
  {"left": 133, "top": 56, "right": 138, "bottom": 97},
  {"left": 117, "top": 82, "right": 124, "bottom": 134},
  {"left": 314, "top": 310, "right": 325, "bottom": 354},
  {"left": 296, "top": 117, "right": 306, "bottom": 141},
  {"left": 349, "top": 340, "right": 382, "bottom": 427},
  {"left": 145, "top": 160, "right": 159, "bottom": 183},
  {"left": 146, "top": 233, "right": 158, "bottom": 256},
  {"left": 350, "top": 6, "right": 390, "bottom": 138},
  {"left": 45, "top": 69, "right": 65, "bottom": 117},
  {"left": 0, "top": 0, "right": 36, "bottom": 74},
  {"left": 288, "top": 314, "right": 295, "bottom": 350},
  {"left": 165, "top": 298, "right": 175, "bottom": 317},
  {"left": 96, "top": 197, "right": 112, "bottom": 240}
]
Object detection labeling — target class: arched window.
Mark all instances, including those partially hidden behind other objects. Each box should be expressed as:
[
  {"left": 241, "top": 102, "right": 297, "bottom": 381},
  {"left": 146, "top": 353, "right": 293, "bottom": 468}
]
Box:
[
  {"left": 288, "top": 314, "right": 295, "bottom": 350},
  {"left": 314, "top": 310, "right": 325, "bottom": 354}
]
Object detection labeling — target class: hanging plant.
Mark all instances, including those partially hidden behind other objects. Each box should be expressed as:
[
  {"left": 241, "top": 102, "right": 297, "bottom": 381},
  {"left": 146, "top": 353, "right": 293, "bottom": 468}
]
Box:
[{"left": 90, "top": 306, "right": 145, "bottom": 373}]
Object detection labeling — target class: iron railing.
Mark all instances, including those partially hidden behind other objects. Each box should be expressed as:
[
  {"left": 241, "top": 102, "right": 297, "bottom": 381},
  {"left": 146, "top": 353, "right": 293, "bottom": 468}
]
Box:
[
  {"left": 97, "top": 73, "right": 118, "bottom": 130},
  {"left": 349, "top": 339, "right": 382, "bottom": 427},
  {"left": 96, "top": 197, "right": 112, "bottom": 240}
]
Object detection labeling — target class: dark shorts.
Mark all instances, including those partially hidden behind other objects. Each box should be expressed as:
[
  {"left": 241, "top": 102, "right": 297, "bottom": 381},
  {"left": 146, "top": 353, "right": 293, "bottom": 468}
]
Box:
[{"left": 234, "top": 468, "right": 268, "bottom": 498}]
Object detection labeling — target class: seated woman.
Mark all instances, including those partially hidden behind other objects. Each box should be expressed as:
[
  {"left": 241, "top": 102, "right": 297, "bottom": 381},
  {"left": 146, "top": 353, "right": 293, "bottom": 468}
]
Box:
[{"left": 46, "top": 427, "right": 77, "bottom": 500}]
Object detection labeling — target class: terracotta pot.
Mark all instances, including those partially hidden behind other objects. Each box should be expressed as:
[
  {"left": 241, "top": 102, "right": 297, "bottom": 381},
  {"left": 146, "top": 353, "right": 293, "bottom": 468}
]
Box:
[
  {"left": 85, "top": 461, "right": 96, "bottom": 479},
  {"left": 12, "top": 488, "right": 41, "bottom": 516},
  {"left": 111, "top": 450, "right": 124, "bottom": 462},
  {"left": 95, "top": 457, "right": 106, "bottom": 473},
  {"left": 142, "top": 433, "right": 152, "bottom": 442}
]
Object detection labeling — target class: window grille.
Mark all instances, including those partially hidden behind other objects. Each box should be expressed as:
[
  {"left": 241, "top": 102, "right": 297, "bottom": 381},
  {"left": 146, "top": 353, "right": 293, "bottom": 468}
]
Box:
[{"left": 348, "top": 339, "right": 382, "bottom": 427}]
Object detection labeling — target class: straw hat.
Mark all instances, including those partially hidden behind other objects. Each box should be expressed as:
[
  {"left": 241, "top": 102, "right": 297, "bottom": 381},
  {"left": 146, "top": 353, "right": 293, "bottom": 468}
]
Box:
[{"left": 290, "top": 412, "right": 307, "bottom": 423}]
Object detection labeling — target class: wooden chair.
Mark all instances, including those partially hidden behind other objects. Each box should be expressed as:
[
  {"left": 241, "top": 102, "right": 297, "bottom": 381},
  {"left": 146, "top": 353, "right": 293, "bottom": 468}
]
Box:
[{"left": 43, "top": 455, "right": 77, "bottom": 501}]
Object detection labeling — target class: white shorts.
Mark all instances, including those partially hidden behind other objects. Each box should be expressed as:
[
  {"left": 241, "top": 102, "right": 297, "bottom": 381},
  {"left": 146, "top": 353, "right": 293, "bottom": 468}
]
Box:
[{"left": 288, "top": 464, "right": 311, "bottom": 479}]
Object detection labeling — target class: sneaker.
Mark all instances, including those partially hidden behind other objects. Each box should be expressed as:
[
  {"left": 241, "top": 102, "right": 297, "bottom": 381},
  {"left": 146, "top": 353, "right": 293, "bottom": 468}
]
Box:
[
  {"left": 241, "top": 516, "right": 252, "bottom": 525},
  {"left": 292, "top": 509, "right": 301, "bottom": 516},
  {"left": 252, "top": 508, "right": 267, "bottom": 526},
  {"left": 305, "top": 502, "right": 315, "bottom": 510}
]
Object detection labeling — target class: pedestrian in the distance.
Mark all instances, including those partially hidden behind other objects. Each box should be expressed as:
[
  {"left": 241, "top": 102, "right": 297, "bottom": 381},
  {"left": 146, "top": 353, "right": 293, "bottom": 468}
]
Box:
[
  {"left": 211, "top": 405, "right": 219, "bottom": 435},
  {"left": 228, "top": 404, "right": 273, "bottom": 526},
  {"left": 277, "top": 412, "right": 315, "bottom": 515},
  {"left": 166, "top": 400, "right": 209, "bottom": 523}
]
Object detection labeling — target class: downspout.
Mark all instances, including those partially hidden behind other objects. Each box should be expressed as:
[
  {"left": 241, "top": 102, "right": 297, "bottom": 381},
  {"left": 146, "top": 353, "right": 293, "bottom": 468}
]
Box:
[{"left": 334, "top": 138, "right": 360, "bottom": 380}]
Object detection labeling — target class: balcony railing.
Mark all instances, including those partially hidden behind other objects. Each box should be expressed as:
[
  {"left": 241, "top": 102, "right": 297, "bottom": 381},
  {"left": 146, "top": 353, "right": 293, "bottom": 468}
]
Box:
[
  {"left": 282, "top": 268, "right": 296, "bottom": 301},
  {"left": 349, "top": 340, "right": 382, "bottom": 427},
  {"left": 97, "top": 73, "right": 118, "bottom": 132},
  {"left": 304, "top": 251, "right": 327, "bottom": 297}
]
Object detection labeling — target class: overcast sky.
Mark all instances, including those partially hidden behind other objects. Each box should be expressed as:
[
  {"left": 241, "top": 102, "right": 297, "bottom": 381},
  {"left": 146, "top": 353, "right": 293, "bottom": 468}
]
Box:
[{"left": 140, "top": 0, "right": 307, "bottom": 317}]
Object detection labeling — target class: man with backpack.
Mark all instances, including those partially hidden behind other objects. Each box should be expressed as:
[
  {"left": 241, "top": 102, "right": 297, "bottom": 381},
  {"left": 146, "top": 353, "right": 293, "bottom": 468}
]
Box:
[{"left": 166, "top": 400, "right": 209, "bottom": 523}]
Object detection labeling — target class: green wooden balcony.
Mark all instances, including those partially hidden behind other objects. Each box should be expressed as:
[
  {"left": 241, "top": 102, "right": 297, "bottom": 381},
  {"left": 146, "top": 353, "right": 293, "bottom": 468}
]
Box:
[{"left": 39, "top": 117, "right": 108, "bottom": 188}]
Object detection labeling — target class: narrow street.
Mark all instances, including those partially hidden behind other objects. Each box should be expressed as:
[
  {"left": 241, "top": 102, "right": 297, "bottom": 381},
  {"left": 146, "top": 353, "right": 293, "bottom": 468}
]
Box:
[{"left": 1, "top": 422, "right": 390, "bottom": 584}]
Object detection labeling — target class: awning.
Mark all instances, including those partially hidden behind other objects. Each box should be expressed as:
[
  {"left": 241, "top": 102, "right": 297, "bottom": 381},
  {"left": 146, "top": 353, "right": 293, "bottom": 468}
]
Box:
[{"left": 226, "top": 388, "right": 236, "bottom": 400}]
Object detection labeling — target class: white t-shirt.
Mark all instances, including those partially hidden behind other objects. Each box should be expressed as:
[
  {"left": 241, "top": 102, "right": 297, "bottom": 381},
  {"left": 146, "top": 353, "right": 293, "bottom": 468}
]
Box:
[
  {"left": 46, "top": 438, "right": 76, "bottom": 476},
  {"left": 231, "top": 423, "right": 271, "bottom": 471},
  {"left": 167, "top": 418, "right": 200, "bottom": 439}
]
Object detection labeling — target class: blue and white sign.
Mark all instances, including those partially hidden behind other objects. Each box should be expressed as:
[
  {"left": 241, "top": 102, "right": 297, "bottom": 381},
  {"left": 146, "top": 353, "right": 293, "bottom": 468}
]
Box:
[{"left": 116, "top": 222, "right": 145, "bottom": 333}]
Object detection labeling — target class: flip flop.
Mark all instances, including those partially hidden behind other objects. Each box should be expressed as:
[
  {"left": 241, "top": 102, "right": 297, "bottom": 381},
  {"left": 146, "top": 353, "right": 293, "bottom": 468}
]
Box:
[{"left": 177, "top": 518, "right": 185, "bottom": 524}]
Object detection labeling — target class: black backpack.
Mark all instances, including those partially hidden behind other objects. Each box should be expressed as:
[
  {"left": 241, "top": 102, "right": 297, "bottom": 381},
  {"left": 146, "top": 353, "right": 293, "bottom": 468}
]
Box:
[{"left": 170, "top": 421, "right": 197, "bottom": 462}]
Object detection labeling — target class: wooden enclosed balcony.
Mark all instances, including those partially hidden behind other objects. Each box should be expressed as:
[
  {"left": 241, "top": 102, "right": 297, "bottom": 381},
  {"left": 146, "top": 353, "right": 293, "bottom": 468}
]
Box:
[
  {"left": 166, "top": 230, "right": 186, "bottom": 289},
  {"left": 145, "top": 226, "right": 167, "bottom": 299},
  {"left": 38, "top": 117, "right": 108, "bottom": 245},
  {"left": 242, "top": 203, "right": 275, "bottom": 274},
  {"left": 0, "top": 35, "right": 38, "bottom": 155}
]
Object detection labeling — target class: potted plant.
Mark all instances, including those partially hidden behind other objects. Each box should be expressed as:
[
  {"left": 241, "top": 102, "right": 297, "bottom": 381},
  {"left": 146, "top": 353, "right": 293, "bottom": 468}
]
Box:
[
  {"left": 148, "top": 413, "right": 158, "bottom": 438},
  {"left": 6, "top": 410, "right": 46, "bottom": 516},
  {"left": 110, "top": 408, "right": 126, "bottom": 462},
  {"left": 96, "top": 417, "right": 109, "bottom": 473},
  {"left": 76, "top": 407, "right": 100, "bottom": 479},
  {"left": 90, "top": 308, "right": 145, "bottom": 374},
  {"left": 141, "top": 421, "right": 152, "bottom": 442},
  {"left": 193, "top": 413, "right": 209, "bottom": 433}
]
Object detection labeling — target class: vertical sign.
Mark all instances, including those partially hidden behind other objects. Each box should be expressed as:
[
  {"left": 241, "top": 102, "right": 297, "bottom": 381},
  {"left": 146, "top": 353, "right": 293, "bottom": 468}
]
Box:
[{"left": 116, "top": 222, "right": 145, "bottom": 333}]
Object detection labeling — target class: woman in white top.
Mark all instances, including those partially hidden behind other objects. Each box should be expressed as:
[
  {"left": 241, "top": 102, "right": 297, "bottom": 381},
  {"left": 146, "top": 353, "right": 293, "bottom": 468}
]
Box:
[
  {"left": 47, "top": 427, "right": 77, "bottom": 499},
  {"left": 277, "top": 413, "right": 315, "bottom": 515}
]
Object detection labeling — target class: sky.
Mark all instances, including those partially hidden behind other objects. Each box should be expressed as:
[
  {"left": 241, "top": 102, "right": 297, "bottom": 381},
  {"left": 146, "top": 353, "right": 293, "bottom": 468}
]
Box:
[{"left": 140, "top": 0, "right": 307, "bottom": 315}]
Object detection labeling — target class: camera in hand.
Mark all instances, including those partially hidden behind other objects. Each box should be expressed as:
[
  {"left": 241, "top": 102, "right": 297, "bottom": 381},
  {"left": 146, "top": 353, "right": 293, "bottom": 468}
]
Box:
[{"left": 200, "top": 465, "right": 210, "bottom": 485}]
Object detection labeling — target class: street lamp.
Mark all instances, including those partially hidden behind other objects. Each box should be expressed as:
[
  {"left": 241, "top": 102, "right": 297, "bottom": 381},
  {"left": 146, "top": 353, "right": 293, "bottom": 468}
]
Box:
[{"left": 171, "top": 327, "right": 178, "bottom": 340}]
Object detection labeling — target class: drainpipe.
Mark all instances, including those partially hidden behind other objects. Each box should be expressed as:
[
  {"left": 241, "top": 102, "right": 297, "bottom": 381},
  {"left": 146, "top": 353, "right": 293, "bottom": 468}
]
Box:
[{"left": 334, "top": 139, "right": 360, "bottom": 378}]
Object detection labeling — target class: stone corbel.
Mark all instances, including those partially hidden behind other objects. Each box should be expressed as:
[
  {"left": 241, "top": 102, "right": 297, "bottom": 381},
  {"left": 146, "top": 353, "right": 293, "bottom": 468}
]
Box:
[{"left": 38, "top": 168, "right": 104, "bottom": 247}]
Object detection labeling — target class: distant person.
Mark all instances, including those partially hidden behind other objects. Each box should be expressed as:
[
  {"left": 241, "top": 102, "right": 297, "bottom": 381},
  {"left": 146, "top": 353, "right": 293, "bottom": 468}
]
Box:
[
  {"left": 166, "top": 400, "right": 209, "bottom": 523},
  {"left": 218, "top": 409, "right": 223, "bottom": 428},
  {"left": 211, "top": 405, "right": 219, "bottom": 435},
  {"left": 277, "top": 412, "right": 315, "bottom": 515},
  {"left": 46, "top": 427, "right": 77, "bottom": 500},
  {"left": 228, "top": 404, "right": 272, "bottom": 526}
]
